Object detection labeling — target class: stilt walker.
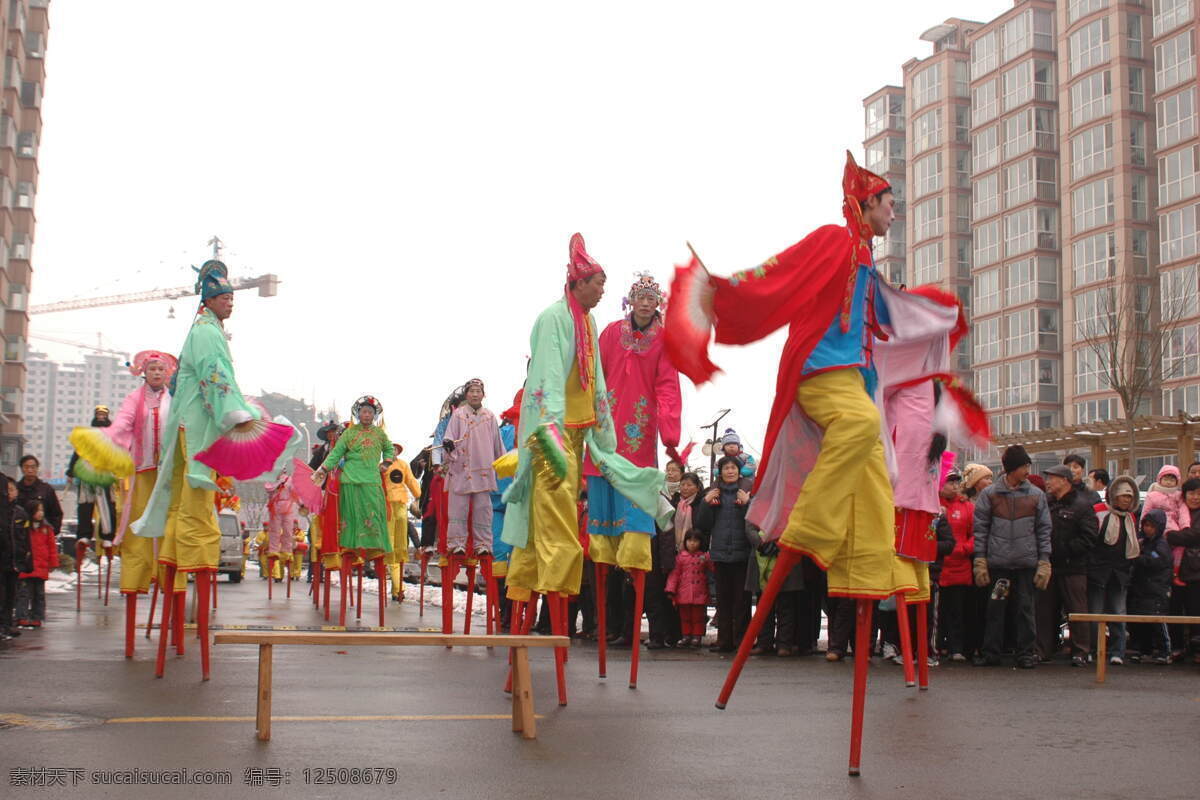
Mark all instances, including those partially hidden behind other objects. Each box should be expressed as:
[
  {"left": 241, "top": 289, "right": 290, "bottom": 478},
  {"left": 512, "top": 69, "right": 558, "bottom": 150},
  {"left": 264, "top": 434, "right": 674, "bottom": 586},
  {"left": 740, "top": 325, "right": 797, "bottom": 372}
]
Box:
[
  {"left": 667, "top": 153, "right": 984, "bottom": 774},
  {"left": 489, "top": 392, "right": 520, "bottom": 634},
  {"left": 585, "top": 272, "right": 682, "bottom": 689},
  {"left": 133, "top": 260, "right": 296, "bottom": 680},
  {"left": 500, "top": 234, "right": 665, "bottom": 704},
  {"left": 67, "top": 406, "right": 119, "bottom": 608},
  {"left": 383, "top": 442, "right": 421, "bottom": 604},
  {"left": 264, "top": 471, "right": 300, "bottom": 598},
  {"left": 104, "top": 350, "right": 180, "bottom": 659}
]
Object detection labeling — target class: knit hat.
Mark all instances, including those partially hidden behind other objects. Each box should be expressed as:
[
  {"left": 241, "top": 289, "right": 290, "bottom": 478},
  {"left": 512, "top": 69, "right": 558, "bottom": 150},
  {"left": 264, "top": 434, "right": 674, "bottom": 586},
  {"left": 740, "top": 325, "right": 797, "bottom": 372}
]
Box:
[
  {"left": 1001, "top": 445, "right": 1032, "bottom": 474},
  {"left": 961, "top": 463, "right": 993, "bottom": 490},
  {"left": 721, "top": 428, "right": 741, "bottom": 447},
  {"left": 1157, "top": 464, "right": 1181, "bottom": 483}
]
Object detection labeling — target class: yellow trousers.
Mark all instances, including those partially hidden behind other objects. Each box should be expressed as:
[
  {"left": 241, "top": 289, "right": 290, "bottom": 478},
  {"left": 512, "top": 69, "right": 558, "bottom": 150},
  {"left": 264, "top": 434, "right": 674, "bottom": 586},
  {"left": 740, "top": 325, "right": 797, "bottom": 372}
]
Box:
[
  {"left": 506, "top": 427, "right": 585, "bottom": 599},
  {"left": 118, "top": 471, "right": 158, "bottom": 593},
  {"left": 158, "top": 430, "right": 222, "bottom": 573},
  {"left": 779, "top": 368, "right": 898, "bottom": 598},
  {"left": 588, "top": 531, "right": 652, "bottom": 572}
]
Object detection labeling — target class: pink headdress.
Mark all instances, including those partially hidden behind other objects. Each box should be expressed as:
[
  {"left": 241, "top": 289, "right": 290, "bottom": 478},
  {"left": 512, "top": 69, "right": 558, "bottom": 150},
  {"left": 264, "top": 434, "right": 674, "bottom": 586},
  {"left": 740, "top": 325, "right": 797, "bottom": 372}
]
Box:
[
  {"left": 622, "top": 271, "right": 665, "bottom": 311},
  {"left": 129, "top": 350, "right": 179, "bottom": 377},
  {"left": 564, "top": 233, "right": 605, "bottom": 393}
]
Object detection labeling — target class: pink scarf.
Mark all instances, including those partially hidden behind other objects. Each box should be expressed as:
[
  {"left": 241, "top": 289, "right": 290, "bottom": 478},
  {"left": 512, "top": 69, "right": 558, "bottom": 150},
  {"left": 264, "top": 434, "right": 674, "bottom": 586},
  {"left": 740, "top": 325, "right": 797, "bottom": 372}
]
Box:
[{"left": 674, "top": 495, "right": 694, "bottom": 552}]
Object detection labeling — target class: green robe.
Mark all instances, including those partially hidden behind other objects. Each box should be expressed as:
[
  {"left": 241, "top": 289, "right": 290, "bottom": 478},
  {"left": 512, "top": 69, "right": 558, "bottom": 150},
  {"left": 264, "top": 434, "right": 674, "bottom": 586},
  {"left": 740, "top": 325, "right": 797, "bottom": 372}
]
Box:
[
  {"left": 132, "top": 308, "right": 263, "bottom": 538},
  {"left": 320, "top": 424, "right": 392, "bottom": 552},
  {"left": 501, "top": 297, "right": 664, "bottom": 549}
]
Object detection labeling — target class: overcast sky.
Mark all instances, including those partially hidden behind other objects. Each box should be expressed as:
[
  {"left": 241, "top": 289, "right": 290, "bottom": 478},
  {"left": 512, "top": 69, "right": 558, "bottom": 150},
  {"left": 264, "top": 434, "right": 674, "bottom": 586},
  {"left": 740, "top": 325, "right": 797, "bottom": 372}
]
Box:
[{"left": 31, "top": 0, "right": 1009, "bottom": 462}]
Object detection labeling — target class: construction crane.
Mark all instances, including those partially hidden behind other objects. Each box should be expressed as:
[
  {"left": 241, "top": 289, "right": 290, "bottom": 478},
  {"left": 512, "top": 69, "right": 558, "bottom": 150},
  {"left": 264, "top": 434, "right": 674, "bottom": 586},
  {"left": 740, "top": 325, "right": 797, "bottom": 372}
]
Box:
[
  {"left": 27, "top": 333, "right": 129, "bottom": 360},
  {"left": 28, "top": 236, "right": 280, "bottom": 316}
]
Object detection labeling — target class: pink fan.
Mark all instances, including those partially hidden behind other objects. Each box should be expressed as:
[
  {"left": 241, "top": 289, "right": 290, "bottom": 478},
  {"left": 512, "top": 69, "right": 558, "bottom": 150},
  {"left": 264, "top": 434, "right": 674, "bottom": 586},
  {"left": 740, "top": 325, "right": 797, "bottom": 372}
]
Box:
[
  {"left": 194, "top": 418, "right": 294, "bottom": 480},
  {"left": 289, "top": 458, "right": 325, "bottom": 512}
]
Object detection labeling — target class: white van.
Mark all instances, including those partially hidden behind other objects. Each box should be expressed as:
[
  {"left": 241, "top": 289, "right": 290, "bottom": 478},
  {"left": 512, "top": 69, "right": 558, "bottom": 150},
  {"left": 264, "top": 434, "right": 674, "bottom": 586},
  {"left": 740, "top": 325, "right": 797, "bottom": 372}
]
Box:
[{"left": 217, "top": 509, "right": 245, "bottom": 582}]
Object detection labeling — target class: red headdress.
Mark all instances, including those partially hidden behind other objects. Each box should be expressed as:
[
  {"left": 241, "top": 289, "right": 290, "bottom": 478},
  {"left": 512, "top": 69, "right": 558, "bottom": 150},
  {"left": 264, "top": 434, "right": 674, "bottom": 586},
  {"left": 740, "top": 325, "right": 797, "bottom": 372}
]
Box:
[
  {"left": 564, "top": 233, "right": 604, "bottom": 393},
  {"left": 129, "top": 349, "right": 179, "bottom": 377},
  {"left": 837, "top": 151, "right": 891, "bottom": 332}
]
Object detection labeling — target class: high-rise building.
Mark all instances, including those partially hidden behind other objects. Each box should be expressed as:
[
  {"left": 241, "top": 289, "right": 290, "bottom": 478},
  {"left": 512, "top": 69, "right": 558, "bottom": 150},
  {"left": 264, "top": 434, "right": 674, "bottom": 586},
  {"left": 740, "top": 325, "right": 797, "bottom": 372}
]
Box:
[
  {"left": 863, "top": 1, "right": 1200, "bottom": 472},
  {"left": 0, "top": 1, "right": 51, "bottom": 476},
  {"left": 23, "top": 352, "right": 140, "bottom": 482}
]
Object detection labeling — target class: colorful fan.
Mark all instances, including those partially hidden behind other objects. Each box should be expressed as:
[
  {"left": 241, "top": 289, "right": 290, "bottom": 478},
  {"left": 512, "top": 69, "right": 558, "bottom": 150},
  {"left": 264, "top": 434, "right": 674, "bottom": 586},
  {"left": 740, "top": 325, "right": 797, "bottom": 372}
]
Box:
[
  {"left": 68, "top": 427, "right": 135, "bottom": 479},
  {"left": 194, "top": 418, "right": 295, "bottom": 481},
  {"left": 73, "top": 459, "right": 118, "bottom": 488},
  {"left": 289, "top": 458, "right": 325, "bottom": 512},
  {"left": 528, "top": 422, "right": 568, "bottom": 481}
]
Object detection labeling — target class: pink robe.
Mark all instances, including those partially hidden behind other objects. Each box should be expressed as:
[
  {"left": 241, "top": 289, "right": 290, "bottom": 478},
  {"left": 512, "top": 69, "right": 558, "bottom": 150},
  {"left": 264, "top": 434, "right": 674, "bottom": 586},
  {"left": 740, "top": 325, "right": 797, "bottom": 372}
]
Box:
[
  {"left": 443, "top": 404, "right": 506, "bottom": 495},
  {"left": 106, "top": 384, "right": 170, "bottom": 544},
  {"left": 585, "top": 316, "right": 682, "bottom": 474}
]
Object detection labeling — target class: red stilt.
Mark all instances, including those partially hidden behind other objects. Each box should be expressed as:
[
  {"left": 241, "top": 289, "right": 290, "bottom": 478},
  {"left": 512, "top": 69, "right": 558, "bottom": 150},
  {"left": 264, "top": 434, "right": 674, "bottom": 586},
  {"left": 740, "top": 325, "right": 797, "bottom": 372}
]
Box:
[
  {"left": 267, "top": 557, "right": 275, "bottom": 599},
  {"left": 173, "top": 590, "right": 185, "bottom": 655},
  {"left": 716, "top": 547, "right": 800, "bottom": 709},
  {"left": 419, "top": 552, "right": 429, "bottom": 617},
  {"left": 145, "top": 578, "right": 159, "bottom": 639},
  {"left": 339, "top": 553, "right": 350, "bottom": 627},
  {"left": 559, "top": 594, "right": 569, "bottom": 662},
  {"left": 104, "top": 554, "right": 113, "bottom": 606},
  {"left": 442, "top": 555, "right": 461, "bottom": 640},
  {"left": 286, "top": 558, "right": 293, "bottom": 598},
  {"left": 211, "top": 569, "right": 218, "bottom": 610},
  {"left": 97, "top": 548, "right": 104, "bottom": 599},
  {"left": 596, "top": 562, "right": 608, "bottom": 679},
  {"left": 376, "top": 557, "right": 386, "bottom": 627},
  {"left": 356, "top": 562, "right": 364, "bottom": 620},
  {"left": 629, "top": 568, "right": 646, "bottom": 689},
  {"left": 849, "top": 598, "right": 874, "bottom": 776},
  {"left": 547, "top": 591, "right": 568, "bottom": 706},
  {"left": 123, "top": 593, "right": 137, "bottom": 659},
  {"left": 312, "top": 561, "right": 321, "bottom": 607},
  {"left": 197, "top": 569, "right": 212, "bottom": 681},
  {"left": 916, "top": 600, "right": 930, "bottom": 691},
  {"left": 464, "top": 560, "right": 477, "bottom": 635},
  {"left": 896, "top": 592, "right": 916, "bottom": 688},
  {"left": 154, "top": 566, "right": 176, "bottom": 678},
  {"left": 323, "top": 562, "right": 332, "bottom": 620},
  {"left": 481, "top": 557, "right": 495, "bottom": 636},
  {"left": 75, "top": 540, "right": 85, "bottom": 612}
]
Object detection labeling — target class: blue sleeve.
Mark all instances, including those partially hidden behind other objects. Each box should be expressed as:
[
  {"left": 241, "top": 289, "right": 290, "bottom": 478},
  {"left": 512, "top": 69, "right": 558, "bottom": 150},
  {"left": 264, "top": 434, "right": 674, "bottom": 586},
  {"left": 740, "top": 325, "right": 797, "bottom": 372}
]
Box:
[{"left": 872, "top": 270, "right": 891, "bottom": 327}]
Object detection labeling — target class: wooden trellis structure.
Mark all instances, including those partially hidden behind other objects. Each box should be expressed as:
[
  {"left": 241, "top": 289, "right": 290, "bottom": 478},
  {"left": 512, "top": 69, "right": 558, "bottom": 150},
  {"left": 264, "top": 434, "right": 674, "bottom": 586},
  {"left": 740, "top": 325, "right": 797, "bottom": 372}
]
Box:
[{"left": 991, "top": 413, "right": 1200, "bottom": 473}]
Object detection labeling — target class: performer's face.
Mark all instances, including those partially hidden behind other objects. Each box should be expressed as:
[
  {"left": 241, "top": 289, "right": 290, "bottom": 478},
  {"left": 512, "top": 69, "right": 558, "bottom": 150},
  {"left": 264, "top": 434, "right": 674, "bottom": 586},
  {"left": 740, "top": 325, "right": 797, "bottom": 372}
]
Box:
[
  {"left": 863, "top": 191, "right": 896, "bottom": 237},
  {"left": 358, "top": 406, "right": 376, "bottom": 425},
  {"left": 145, "top": 362, "right": 169, "bottom": 390},
  {"left": 631, "top": 294, "right": 658, "bottom": 327},
  {"left": 572, "top": 273, "right": 606, "bottom": 310},
  {"left": 466, "top": 386, "right": 484, "bottom": 408},
  {"left": 206, "top": 293, "right": 234, "bottom": 320}
]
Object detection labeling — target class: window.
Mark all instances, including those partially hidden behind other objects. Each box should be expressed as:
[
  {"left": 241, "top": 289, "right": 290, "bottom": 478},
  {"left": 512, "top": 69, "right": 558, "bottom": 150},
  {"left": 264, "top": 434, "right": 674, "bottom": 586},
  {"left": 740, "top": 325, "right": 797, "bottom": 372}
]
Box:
[
  {"left": 16, "top": 131, "right": 35, "bottom": 159},
  {"left": 973, "top": 125, "right": 999, "bottom": 173},
  {"left": 1159, "top": 203, "right": 1200, "bottom": 263},
  {"left": 1004, "top": 158, "right": 1055, "bottom": 207},
  {"left": 25, "top": 32, "right": 43, "bottom": 59},
  {"left": 972, "top": 30, "right": 998, "bottom": 80},
  {"left": 1161, "top": 264, "right": 1200, "bottom": 319},
  {"left": 974, "top": 219, "right": 1001, "bottom": 267},
  {"left": 1070, "top": 71, "right": 1112, "bottom": 128},
  {"left": 912, "top": 63, "right": 942, "bottom": 111},
  {"left": 1003, "top": 11, "right": 1033, "bottom": 63},
  {"left": 1154, "top": 0, "right": 1193, "bottom": 37},
  {"left": 1069, "top": 0, "right": 1108, "bottom": 26},
  {"left": 1072, "top": 177, "right": 1114, "bottom": 232},
  {"left": 1130, "top": 67, "right": 1145, "bottom": 113},
  {"left": 1074, "top": 286, "right": 1116, "bottom": 339},
  {"left": 1075, "top": 347, "right": 1112, "bottom": 395},
  {"left": 1003, "top": 109, "right": 1055, "bottom": 158},
  {"left": 1008, "top": 257, "right": 1059, "bottom": 304},
  {"left": 1163, "top": 383, "right": 1200, "bottom": 416},
  {"left": 1033, "top": 9, "right": 1055, "bottom": 52},
  {"left": 1070, "top": 124, "right": 1113, "bottom": 181},
  {"left": 1006, "top": 360, "right": 1036, "bottom": 406},
  {"left": 911, "top": 108, "right": 942, "bottom": 154},
  {"left": 974, "top": 320, "right": 1002, "bottom": 364},
  {"left": 1076, "top": 397, "right": 1119, "bottom": 424},
  {"left": 1128, "top": 13, "right": 1144, "bottom": 60},
  {"left": 1157, "top": 88, "right": 1196, "bottom": 148},
  {"left": 913, "top": 152, "right": 942, "bottom": 198},
  {"left": 3, "top": 56, "right": 19, "bottom": 90},
  {"left": 0, "top": 115, "right": 13, "bottom": 150},
  {"left": 953, "top": 105, "right": 970, "bottom": 143},
  {"left": 1033, "top": 59, "right": 1055, "bottom": 102},
  {"left": 1163, "top": 324, "right": 1200, "bottom": 378},
  {"left": 1005, "top": 209, "right": 1036, "bottom": 256},
  {"left": 1132, "top": 174, "right": 1149, "bottom": 221},
  {"left": 865, "top": 95, "right": 903, "bottom": 138},
  {"left": 1130, "top": 119, "right": 1147, "bottom": 167},
  {"left": 1007, "top": 309, "right": 1036, "bottom": 355},
  {"left": 913, "top": 197, "right": 943, "bottom": 242},
  {"left": 956, "top": 239, "right": 971, "bottom": 277},
  {"left": 1132, "top": 229, "right": 1150, "bottom": 275},
  {"left": 866, "top": 140, "right": 886, "bottom": 173},
  {"left": 954, "top": 60, "right": 970, "bottom": 98},
  {"left": 1155, "top": 30, "right": 1195, "bottom": 91},
  {"left": 954, "top": 149, "right": 970, "bottom": 189},
  {"left": 1070, "top": 18, "right": 1110, "bottom": 76},
  {"left": 975, "top": 365, "right": 1001, "bottom": 409},
  {"left": 14, "top": 181, "right": 32, "bottom": 209},
  {"left": 1073, "top": 231, "right": 1116, "bottom": 286},
  {"left": 914, "top": 242, "right": 943, "bottom": 284},
  {"left": 1002, "top": 62, "right": 1032, "bottom": 111},
  {"left": 20, "top": 82, "right": 40, "bottom": 109},
  {"left": 974, "top": 172, "right": 1000, "bottom": 219},
  {"left": 973, "top": 79, "right": 999, "bottom": 125},
  {"left": 974, "top": 268, "right": 1001, "bottom": 314}
]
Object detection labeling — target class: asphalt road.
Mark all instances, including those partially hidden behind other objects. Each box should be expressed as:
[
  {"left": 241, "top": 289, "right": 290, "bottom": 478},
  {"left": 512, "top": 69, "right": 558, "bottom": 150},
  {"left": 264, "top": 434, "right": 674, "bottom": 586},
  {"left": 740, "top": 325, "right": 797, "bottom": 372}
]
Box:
[{"left": 1, "top": 567, "right": 1197, "bottom": 800}]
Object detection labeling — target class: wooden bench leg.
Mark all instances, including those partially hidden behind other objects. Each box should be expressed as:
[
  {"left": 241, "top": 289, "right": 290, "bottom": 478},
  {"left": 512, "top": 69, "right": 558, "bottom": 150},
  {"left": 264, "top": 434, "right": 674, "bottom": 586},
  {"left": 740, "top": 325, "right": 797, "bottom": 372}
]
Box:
[
  {"left": 256, "top": 643, "right": 273, "bottom": 741},
  {"left": 1095, "top": 621, "right": 1107, "bottom": 685},
  {"left": 511, "top": 646, "right": 535, "bottom": 739}
]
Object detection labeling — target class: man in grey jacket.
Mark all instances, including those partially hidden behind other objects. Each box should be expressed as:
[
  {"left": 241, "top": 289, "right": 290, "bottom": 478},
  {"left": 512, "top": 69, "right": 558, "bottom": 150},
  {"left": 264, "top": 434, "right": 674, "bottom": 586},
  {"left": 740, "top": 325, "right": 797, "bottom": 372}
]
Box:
[{"left": 972, "top": 445, "right": 1053, "bottom": 668}]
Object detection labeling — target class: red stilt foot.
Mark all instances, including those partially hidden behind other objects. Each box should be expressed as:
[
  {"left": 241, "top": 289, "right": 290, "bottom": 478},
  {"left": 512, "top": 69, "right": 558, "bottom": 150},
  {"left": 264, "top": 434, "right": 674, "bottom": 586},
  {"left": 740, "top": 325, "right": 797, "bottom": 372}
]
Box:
[
  {"left": 124, "top": 593, "right": 137, "bottom": 659},
  {"left": 323, "top": 562, "right": 332, "bottom": 621},
  {"left": 464, "top": 561, "right": 477, "bottom": 635},
  {"left": 286, "top": 558, "right": 293, "bottom": 598},
  {"left": 154, "top": 566, "right": 176, "bottom": 678},
  {"left": 548, "top": 591, "right": 568, "bottom": 706},
  {"left": 376, "top": 557, "right": 386, "bottom": 627},
  {"left": 916, "top": 600, "right": 930, "bottom": 691},
  {"left": 145, "top": 578, "right": 159, "bottom": 639},
  {"left": 173, "top": 590, "right": 185, "bottom": 655},
  {"left": 896, "top": 592, "right": 916, "bottom": 688},
  {"left": 267, "top": 557, "right": 275, "bottom": 600},
  {"left": 596, "top": 562, "right": 609, "bottom": 679},
  {"left": 716, "top": 547, "right": 800, "bottom": 709},
  {"left": 197, "top": 569, "right": 212, "bottom": 681},
  {"left": 104, "top": 554, "right": 113, "bottom": 606},
  {"left": 481, "top": 557, "right": 495, "bottom": 636},
  {"left": 560, "top": 594, "right": 570, "bottom": 662},
  {"left": 98, "top": 550, "right": 104, "bottom": 600},
  {"left": 356, "top": 563, "right": 364, "bottom": 620},
  {"left": 630, "top": 569, "right": 645, "bottom": 689},
  {"left": 849, "top": 598, "right": 874, "bottom": 776},
  {"left": 419, "top": 552, "right": 428, "bottom": 617},
  {"left": 339, "top": 554, "right": 350, "bottom": 627},
  {"left": 312, "top": 562, "right": 321, "bottom": 606},
  {"left": 442, "top": 555, "right": 460, "bottom": 641},
  {"left": 211, "top": 569, "right": 218, "bottom": 610}
]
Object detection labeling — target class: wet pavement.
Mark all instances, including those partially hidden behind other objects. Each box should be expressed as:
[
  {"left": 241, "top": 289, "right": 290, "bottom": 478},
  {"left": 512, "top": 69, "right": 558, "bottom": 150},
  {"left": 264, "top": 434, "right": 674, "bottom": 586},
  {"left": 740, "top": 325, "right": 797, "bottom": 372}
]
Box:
[{"left": 1, "top": 569, "right": 1197, "bottom": 800}]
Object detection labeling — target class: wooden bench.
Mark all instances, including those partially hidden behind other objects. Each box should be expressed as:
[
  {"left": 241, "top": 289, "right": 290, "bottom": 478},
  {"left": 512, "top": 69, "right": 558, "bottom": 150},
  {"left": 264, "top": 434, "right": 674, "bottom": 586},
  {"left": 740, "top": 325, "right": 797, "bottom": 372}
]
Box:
[
  {"left": 1067, "top": 613, "right": 1200, "bottom": 683},
  {"left": 213, "top": 631, "right": 569, "bottom": 741}
]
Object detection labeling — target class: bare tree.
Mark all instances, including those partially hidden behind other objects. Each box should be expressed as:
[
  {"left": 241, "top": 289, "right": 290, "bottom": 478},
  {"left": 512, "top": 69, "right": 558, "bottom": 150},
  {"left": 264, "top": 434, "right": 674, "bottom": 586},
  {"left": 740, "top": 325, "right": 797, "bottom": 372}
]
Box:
[{"left": 1076, "top": 267, "right": 1198, "bottom": 470}]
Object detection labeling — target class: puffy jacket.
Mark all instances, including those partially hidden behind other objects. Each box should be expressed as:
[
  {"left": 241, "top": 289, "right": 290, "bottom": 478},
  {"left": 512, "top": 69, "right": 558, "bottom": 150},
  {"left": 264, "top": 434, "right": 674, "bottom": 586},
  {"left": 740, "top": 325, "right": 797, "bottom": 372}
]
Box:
[
  {"left": 1047, "top": 488, "right": 1100, "bottom": 576},
  {"left": 938, "top": 496, "right": 975, "bottom": 587},
  {"left": 666, "top": 550, "right": 712, "bottom": 606},
  {"left": 5, "top": 507, "right": 33, "bottom": 574},
  {"left": 694, "top": 482, "right": 750, "bottom": 563},
  {"left": 18, "top": 523, "right": 59, "bottom": 580},
  {"left": 1088, "top": 476, "right": 1139, "bottom": 585},
  {"left": 973, "top": 477, "right": 1051, "bottom": 569},
  {"left": 1130, "top": 509, "right": 1172, "bottom": 604},
  {"left": 1167, "top": 508, "right": 1200, "bottom": 584}
]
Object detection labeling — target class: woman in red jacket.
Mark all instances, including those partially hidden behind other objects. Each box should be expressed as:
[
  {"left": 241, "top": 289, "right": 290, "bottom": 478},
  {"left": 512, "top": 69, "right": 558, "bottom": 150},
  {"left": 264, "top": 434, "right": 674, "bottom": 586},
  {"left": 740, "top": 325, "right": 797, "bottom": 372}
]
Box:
[
  {"left": 16, "top": 501, "right": 58, "bottom": 629},
  {"left": 936, "top": 474, "right": 984, "bottom": 661}
]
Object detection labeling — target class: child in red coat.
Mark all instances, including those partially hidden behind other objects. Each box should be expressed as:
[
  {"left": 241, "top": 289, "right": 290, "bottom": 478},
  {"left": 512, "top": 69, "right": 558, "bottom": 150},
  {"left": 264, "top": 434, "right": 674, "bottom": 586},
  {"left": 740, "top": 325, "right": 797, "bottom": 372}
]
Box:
[
  {"left": 16, "top": 502, "right": 58, "bottom": 629},
  {"left": 666, "top": 530, "right": 712, "bottom": 647}
]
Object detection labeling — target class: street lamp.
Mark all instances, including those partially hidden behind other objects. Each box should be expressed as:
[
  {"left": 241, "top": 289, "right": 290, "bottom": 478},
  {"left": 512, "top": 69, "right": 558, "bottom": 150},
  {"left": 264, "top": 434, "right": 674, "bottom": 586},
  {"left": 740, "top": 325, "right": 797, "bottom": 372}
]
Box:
[{"left": 701, "top": 408, "right": 731, "bottom": 480}]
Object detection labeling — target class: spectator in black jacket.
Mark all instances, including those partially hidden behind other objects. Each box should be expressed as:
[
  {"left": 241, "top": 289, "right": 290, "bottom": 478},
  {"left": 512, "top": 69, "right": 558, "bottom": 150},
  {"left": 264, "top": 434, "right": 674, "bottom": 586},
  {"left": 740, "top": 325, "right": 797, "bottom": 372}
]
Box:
[
  {"left": 695, "top": 456, "right": 751, "bottom": 652},
  {"left": 15, "top": 456, "right": 62, "bottom": 536},
  {"left": 1087, "top": 476, "right": 1140, "bottom": 665},
  {"left": 0, "top": 477, "right": 32, "bottom": 640},
  {"left": 1038, "top": 464, "right": 1100, "bottom": 666},
  {"left": 1063, "top": 454, "right": 1103, "bottom": 508},
  {"left": 1166, "top": 477, "right": 1200, "bottom": 663},
  {"left": 1129, "top": 508, "right": 1172, "bottom": 663}
]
